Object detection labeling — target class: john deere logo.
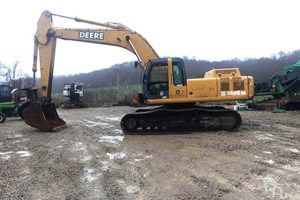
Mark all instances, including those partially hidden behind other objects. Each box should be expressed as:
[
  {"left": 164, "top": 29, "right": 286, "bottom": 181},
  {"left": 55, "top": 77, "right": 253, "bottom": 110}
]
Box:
[{"left": 79, "top": 31, "right": 104, "bottom": 40}]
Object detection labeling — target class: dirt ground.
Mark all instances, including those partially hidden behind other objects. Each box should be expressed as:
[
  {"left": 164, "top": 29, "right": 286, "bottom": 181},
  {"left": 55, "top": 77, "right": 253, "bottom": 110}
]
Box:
[{"left": 0, "top": 106, "right": 300, "bottom": 200}]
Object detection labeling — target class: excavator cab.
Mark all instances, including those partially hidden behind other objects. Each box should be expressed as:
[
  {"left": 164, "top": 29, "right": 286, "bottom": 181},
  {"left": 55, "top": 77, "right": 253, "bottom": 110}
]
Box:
[
  {"left": 144, "top": 62, "right": 169, "bottom": 99},
  {"left": 143, "top": 57, "right": 186, "bottom": 101}
]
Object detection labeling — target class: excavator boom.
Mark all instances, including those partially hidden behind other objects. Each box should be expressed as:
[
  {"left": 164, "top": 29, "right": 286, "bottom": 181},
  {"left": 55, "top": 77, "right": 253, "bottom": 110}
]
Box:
[
  {"left": 23, "top": 10, "right": 159, "bottom": 131},
  {"left": 34, "top": 10, "right": 158, "bottom": 98}
]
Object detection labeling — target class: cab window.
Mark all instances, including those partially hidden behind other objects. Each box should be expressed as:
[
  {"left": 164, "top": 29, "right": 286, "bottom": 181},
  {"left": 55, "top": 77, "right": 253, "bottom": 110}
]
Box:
[
  {"left": 149, "top": 65, "right": 168, "bottom": 82},
  {"left": 173, "top": 64, "right": 184, "bottom": 86},
  {"left": 148, "top": 64, "right": 169, "bottom": 97}
]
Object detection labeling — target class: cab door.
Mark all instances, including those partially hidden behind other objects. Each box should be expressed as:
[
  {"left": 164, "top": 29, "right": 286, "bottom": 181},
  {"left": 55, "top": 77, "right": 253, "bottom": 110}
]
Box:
[
  {"left": 168, "top": 58, "right": 187, "bottom": 99},
  {"left": 143, "top": 59, "right": 169, "bottom": 99},
  {"left": 143, "top": 57, "right": 187, "bottom": 102}
]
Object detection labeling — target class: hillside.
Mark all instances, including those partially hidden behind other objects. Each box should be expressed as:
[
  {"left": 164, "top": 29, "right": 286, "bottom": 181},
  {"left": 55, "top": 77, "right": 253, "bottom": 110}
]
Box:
[{"left": 51, "top": 50, "right": 300, "bottom": 93}]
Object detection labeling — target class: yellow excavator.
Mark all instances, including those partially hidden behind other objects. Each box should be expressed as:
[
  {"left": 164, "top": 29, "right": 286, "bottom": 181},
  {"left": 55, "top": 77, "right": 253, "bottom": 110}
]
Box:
[{"left": 23, "top": 10, "right": 254, "bottom": 133}]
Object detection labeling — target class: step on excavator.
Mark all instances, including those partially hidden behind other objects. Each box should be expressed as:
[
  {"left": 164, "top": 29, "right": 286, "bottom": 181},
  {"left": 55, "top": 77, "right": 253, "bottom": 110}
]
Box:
[{"left": 23, "top": 10, "right": 255, "bottom": 133}]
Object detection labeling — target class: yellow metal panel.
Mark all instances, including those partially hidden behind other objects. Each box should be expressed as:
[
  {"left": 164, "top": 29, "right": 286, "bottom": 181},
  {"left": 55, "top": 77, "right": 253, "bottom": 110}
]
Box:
[
  {"left": 204, "top": 68, "right": 241, "bottom": 78},
  {"left": 187, "top": 78, "right": 218, "bottom": 98}
]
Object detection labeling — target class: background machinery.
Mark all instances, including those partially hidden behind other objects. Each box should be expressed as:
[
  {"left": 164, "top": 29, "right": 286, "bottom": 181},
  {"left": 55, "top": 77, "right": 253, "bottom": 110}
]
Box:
[
  {"left": 251, "top": 60, "right": 300, "bottom": 110},
  {"left": 0, "top": 88, "right": 29, "bottom": 123},
  {"left": 23, "top": 10, "right": 254, "bottom": 133},
  {"left": 61, "top": 82, "right": 85, "bottom": 109},
  {"left": 0, "top": 84, "right": 13, "bottom": 103}
]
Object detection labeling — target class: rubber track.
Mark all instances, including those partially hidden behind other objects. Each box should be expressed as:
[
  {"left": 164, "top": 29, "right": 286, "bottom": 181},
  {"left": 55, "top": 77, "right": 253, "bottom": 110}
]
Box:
[{"left": 120, "top": 106, "right": 242, "bottom": 134}]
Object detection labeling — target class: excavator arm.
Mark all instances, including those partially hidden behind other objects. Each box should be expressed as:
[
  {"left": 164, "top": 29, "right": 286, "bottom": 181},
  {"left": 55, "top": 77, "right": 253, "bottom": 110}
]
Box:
[
  {"left": 24, "top": 10, "right": 159, "bottom": 131},
  {"left": 34, "top": 10, "right": 158, "bottom": 98}
]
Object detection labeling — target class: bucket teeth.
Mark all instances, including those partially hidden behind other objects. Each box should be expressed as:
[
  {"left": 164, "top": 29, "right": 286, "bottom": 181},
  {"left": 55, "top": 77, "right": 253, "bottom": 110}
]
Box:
[{"left": 23, "top": 101, "right": 66, "bottom": 132}]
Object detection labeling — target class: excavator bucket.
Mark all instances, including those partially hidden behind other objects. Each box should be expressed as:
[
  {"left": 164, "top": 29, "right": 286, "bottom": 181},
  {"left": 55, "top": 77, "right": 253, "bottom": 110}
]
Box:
[{"left": 23, "top": 89, "right": 67, "bottom": 132}]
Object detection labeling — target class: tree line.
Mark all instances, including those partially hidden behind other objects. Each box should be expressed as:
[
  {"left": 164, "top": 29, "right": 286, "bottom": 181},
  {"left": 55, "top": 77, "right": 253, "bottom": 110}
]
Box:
[
  {"left": 51, "top": 49, "right": 300, "bottom": 93},
  {"left": 1, "top": 49, "right": 300, "bottom": 94}
]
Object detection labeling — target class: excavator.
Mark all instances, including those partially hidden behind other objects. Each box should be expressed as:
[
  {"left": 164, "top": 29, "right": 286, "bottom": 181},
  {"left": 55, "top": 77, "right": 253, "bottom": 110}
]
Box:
[{"left": 23, "top": 10, "right": 255, "bottom": 133}]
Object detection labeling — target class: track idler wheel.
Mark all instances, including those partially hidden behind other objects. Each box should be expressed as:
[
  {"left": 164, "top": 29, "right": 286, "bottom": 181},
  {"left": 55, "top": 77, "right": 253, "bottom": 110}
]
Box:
[
  {"left": 218, "top": 111, "right": 242, "bottom": 131},
  {"left": 120, "top": 114, "right": 139, "bottom": 133}
]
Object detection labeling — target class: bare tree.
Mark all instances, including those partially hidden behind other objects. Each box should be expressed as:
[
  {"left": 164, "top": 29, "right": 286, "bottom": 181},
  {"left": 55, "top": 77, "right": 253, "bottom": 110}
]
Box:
[
  {"left": 6, "top": 60, "right": 20, "bottom": 88},
  {"left": 0, "top": 60, "right": 31, "bottom": 88}
]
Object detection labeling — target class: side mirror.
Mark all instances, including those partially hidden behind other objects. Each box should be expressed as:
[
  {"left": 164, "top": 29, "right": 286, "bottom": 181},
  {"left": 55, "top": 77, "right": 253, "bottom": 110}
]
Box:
[{"left": 133, "top": 61, "right": 139, "bottom": 68}]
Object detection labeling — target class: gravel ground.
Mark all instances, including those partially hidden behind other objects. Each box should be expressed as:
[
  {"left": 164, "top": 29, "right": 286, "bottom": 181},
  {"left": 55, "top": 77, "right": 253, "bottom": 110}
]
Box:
[{"left": 0, "top": 106, "right": 300, "bottom": 200}]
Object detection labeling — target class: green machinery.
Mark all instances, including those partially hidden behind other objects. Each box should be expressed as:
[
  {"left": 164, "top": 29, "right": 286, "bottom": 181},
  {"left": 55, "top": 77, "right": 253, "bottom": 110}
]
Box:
[
  {"left": 252, "top": 60, "right": 300, "bottom": 110},
  {"left": 0, "top": 88, "right": 30, "bottom": 123},
  {"left": 0, "top": 84, "right": 13, "bottom": 103}
]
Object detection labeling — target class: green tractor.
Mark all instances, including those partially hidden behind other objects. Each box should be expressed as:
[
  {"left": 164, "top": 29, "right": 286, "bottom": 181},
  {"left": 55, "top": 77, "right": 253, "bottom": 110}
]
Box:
[
  {"left": 0, "top": 84, "right": 13, "bottom": 102},
  {"left": 0, "top": 88, "right": 30, "bottom": 123}
]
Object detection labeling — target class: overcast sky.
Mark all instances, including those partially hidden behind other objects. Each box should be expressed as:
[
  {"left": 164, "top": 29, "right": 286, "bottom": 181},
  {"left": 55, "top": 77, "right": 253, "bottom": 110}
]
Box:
[{"left": 0, "top": 0, "right": 299, "bottom": 76}]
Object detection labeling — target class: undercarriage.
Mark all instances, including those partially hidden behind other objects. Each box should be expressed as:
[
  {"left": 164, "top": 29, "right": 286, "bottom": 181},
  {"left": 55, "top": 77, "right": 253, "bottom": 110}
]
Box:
[{"left": 120, "top": 104, "right": 242, "bottom": 134}]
